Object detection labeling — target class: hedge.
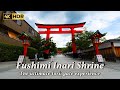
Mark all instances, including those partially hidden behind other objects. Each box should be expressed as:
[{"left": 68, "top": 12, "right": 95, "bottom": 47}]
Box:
[{"left": 0, "top": 42, "right": 38, "bottom": 62}]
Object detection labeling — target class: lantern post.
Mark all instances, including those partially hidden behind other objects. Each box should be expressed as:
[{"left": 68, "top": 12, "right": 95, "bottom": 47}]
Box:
[
  {"left": 18, "top": 32, "right": 32, "bottom": 57},
  {"left": 90, "top": 30, "right": 106, "bottom": 63}
]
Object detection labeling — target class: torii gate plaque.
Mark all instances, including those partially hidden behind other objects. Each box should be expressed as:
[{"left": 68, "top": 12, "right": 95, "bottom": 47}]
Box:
[{"left": 35, "top": 22, "right": 86, "bottom": 58}]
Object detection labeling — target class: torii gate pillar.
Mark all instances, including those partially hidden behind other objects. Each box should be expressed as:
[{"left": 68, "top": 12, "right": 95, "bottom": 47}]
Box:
[
  {"left": 46, "top": 28, "right": 50, "bottom": 40},
  {"left": 71, "top": 28, "right": 77, "bottom": 58}
]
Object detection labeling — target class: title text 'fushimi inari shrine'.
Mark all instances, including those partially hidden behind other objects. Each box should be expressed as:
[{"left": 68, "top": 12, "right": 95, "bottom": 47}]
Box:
[{"left": 35, "top": 22, "right": 86, "bottom": 58}]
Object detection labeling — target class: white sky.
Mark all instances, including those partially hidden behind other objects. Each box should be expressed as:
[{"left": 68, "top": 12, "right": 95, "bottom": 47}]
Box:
[{"left": 17, "top": 11, "right": 120, "bottom": 48}]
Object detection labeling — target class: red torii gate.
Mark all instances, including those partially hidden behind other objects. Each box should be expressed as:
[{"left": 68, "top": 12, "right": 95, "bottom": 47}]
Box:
[{"left": 35, "top": 22, "right": 86, "bottom": 58}]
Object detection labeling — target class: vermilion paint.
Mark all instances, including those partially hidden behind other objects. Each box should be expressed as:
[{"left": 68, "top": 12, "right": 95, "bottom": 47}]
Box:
[
  {"left": 94, "top": 43, "right": 99, "bottom": 55},
  {"left": 23, "top": 43, "right": 30, "bottom": 56},
  {"left": 35, "top": 22, "right": 86, "bottom": 54}
]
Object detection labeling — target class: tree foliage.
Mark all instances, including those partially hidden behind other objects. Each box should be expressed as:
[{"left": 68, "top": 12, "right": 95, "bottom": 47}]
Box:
[
  {"left": 100, "top": 36, "right": 107, "bottom": 42},
  {"left": 63, "top": 30, "right": 107, "bottom": 53},
  {"left": 30, "top": 36, "right": 57, "bottom": 54},
  {"left": 30, "top": 36, "right": 42, "bottom": 51},
  {"left": 75, "top": 31, "right": 94, "bottom": 50}
]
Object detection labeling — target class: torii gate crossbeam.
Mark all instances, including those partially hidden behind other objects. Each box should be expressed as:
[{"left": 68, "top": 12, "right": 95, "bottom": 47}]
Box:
[
  {"left": 35, "top": 22, "right": 86, "bottom": 58},
  {"left": 38, "top": 31, "right": 83, "bottom": 34}
]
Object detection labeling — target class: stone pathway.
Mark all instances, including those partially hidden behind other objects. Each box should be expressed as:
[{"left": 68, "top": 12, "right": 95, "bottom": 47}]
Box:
[{"left": 0, "top": 54, "right": 120, "bottom": 79}]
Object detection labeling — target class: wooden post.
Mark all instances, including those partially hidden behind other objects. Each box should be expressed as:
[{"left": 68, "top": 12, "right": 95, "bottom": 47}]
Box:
[{"left": 111, "top": 42, "right": 117, "bottom": 61}]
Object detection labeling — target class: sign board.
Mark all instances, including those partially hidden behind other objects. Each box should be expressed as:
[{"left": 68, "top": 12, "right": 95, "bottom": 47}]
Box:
[
  {"left": 96, "top": 55, "right": 104, "bottom": 62},
  {"left": 17, "top": 55, "right": 25, "bottom": 64}
]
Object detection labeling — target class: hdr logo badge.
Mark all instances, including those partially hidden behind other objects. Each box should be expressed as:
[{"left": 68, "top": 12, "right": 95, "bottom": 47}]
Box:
[{"left": 3, "top": 13, "right": 24, "bottom": 20}]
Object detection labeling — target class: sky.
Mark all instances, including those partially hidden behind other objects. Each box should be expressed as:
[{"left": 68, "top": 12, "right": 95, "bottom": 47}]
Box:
[{"left": 17, "top": 11, "right": 120, "bottom": 48}]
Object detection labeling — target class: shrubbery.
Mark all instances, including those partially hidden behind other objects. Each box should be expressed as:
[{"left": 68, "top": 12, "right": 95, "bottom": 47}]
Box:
[{"left": 0, "top": 42, "right": 38, "bottom": 62}]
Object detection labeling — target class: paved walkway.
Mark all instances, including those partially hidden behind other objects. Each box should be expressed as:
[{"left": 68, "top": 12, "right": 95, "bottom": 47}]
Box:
[
  {"left": 0, "top": 61, "right": 16, "bottom": 73},
  {"left": 0, "top": 54, "right": 120, "bottom": 79}
]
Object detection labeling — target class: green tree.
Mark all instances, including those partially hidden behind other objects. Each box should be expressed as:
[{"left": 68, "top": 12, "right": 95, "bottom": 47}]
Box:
[
  {"left": 50, "top": 42, "right": 57, "bottom": 54},
  {"left": 62, "top": 41, "right": 72, "bottom": 53},
  {"left": 40, "top": 37, "right": 57, "bottom": 54},
  {"left": 100, "top": 36, "right": 107, "bottom": 42},
  {"left": 30, "top": 36, "right": 42, "bottom": 50},
  {"left": 63, "top": 30, "right": 107, "bottom": 53},
  {"left": 62, "top": 48, "right": 67, "bottom": 53},
  {"left": 75, "top": 31, "right": 94, "bottom": 50}
]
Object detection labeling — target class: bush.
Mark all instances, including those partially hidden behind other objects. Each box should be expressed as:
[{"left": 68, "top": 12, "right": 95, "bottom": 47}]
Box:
[{"left": 0, "top": 42, "right": 38, "bottom": 62}]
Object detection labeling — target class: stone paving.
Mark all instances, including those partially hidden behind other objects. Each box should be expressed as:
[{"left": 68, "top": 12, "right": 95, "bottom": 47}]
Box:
[{"left": 0, "top": 54, "right": 120, "bottom": 79}]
